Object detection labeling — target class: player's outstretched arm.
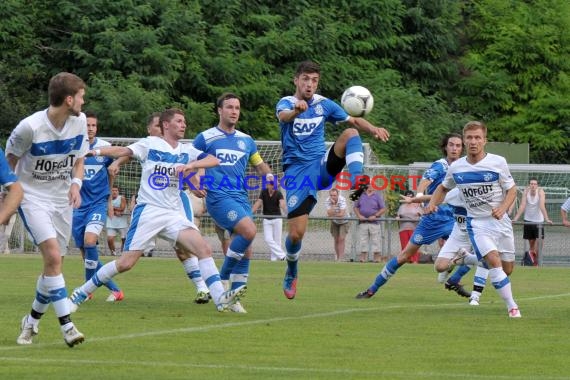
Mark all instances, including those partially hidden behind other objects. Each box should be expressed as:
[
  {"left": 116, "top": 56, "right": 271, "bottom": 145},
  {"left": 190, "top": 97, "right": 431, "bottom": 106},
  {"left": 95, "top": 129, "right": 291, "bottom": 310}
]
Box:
[
  {"left": 89, "top": 146, "right": 133, "bottom": 158},
  {"left": 177, "top": 154, "right": 220, "bottom": 174},
  {"left": 425, "top": 184, "right": 449, "bottom": 214},
  {"left": 348, "top": 117, "right": 390, "bottom": 142},
  {"left": 108, "top": 156, "right": 131, "bottom": 177}
]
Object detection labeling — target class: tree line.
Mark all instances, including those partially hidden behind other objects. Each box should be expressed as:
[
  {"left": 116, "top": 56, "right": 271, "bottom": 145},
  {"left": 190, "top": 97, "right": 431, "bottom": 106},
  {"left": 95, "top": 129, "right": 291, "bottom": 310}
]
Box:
[{"left": 1, "top": 0, "right": 568, "bottom": 163}]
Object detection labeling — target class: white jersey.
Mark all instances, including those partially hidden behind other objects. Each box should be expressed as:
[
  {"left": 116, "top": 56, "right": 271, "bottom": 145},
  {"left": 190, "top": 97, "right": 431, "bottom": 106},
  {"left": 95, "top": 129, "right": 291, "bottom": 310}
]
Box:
[
  {"left": 128, "top": 136, "right": 205, "bottom": 210},
  {"left": 442, "top": 153, "right": 515, "bottom": 218},
  {"left": 5, "top": 109, "right": 89, "bottom": 205}
]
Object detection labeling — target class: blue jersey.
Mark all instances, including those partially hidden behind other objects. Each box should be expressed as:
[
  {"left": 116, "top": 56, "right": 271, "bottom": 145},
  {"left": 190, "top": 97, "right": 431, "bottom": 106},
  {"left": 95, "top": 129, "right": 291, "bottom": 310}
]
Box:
[
  {"left": 276, "top": 94, "right": 349, "bottom": 168},
  {"left": 193, "top": 126, "right": 260, "bottom": 203},
  {"left": 422, "top": 158, "right": 450, "bottom": 195},
  {"left": 0, "top": 148, "right": 18, "bottom": 186},
  {"left": 79, "top": 138, "right": 113, "bottom": 209}
]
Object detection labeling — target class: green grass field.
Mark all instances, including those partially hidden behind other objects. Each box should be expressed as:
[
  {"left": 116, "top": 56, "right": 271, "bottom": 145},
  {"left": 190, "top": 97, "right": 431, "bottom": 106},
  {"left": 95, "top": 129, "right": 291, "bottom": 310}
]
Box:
[{"left": 1, "top": 254, "right": 569, "bottom": 380}]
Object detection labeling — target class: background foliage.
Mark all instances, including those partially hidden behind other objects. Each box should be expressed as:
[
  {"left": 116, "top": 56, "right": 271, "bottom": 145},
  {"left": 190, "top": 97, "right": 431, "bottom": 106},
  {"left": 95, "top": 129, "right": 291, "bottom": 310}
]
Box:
[{"left": 1, "top": 0, "right": 568, "bottom": 163}]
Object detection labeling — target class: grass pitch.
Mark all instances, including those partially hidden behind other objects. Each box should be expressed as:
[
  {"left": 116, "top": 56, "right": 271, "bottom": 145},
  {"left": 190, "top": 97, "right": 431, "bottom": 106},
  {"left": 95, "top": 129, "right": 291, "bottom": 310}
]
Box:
[{"left": 1, "top": 254, "right": 569, "bottom": 379}]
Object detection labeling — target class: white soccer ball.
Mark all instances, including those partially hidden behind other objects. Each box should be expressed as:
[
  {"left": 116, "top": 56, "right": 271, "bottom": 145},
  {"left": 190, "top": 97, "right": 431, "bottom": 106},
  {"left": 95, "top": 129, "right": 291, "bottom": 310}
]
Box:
[{"left": 341, "top": 86, "right": 374, "bottom": 117}]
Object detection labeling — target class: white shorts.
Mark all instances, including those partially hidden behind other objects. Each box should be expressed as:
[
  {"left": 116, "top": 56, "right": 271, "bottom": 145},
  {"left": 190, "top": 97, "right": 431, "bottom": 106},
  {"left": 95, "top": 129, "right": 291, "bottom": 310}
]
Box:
[
  {"left": 19, "top": 198, "right": 72, "bottom": 255},
  {"left": 467, "top": 216, "right": 515, "bottom": 262},
  {"left": 124, "top": 203, "right": 198, "bottom": 252},
  {"left": 437, "top": 224, "right": 471, "bottom": 260},
  {"left": 106, "top": 227, "right": 127, "bottom": 238}
]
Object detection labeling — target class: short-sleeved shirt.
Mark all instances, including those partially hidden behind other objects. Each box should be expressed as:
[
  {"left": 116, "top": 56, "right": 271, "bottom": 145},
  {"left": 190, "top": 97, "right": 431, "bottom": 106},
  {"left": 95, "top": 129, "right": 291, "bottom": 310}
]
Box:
[
  {"left": 325, "top": 194, "right": 349, "bottom": 224},
  {"left": 193, "top": 126, "right": 261, "bottom": 204},
  {"left": 354, "top": 191, "right": 385, "bottom": 224},
  {"left": 5, "top": 109, "right": 89, "bottom": 205},
  {"left": 442, "top": 153, "right": 515, "bottom": 218},
  {"left": 276, "top": 94, "right": 349, "bottom": 168},
  {"left": 79, "top": 137, "right": 113, "bottom": 208},
  {"left": 128, "top": 136, "right": 206, "bottom": 210},
  {"left": 258, "top": 189, "right": 283, "bottom": 218}
]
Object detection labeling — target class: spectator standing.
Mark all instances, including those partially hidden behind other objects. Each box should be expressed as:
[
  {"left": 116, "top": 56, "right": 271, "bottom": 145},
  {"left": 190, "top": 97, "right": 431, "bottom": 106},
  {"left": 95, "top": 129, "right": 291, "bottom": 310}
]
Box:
[
  {"left": 512, "top": 178, "right": 552, "bottom": 264},
  {"left": 396, "top": 190, "right": 423, "bottom": 263},
  {"left": 106, "top": 186, "right": 128, "bottom": 255},
  {"left": 325, "top": 188, "right": 350, "bottom": 262},
  {"left": 252, "top": 181, "right": 287, "bottom": 261},
  {"left": 353, "top": 185, "right": 386, "bottom": 263}
]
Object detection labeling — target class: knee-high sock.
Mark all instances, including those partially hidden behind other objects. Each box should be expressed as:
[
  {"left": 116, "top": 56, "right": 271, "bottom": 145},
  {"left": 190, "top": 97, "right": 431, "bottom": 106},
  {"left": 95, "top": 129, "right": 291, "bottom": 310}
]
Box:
[
  {"left": 285, "top": 236, "right": 301, "bottom": 277},
  {"left": 30, "top": 275, "right": 51, "bottom": 323},
  {"left": 84, "top": 245, "right": 120, "bottom": 292},
  {"left": 448, "top": 265, "right": 471, "bottom": 284},
  {"left": 369, "top": 257, "right": 403, "bottom": 293},
  {"left": 182, "top": 256, "right": 208, "bottom": 292},
  {"left": 43, "top": 274, "right": 71, "bottom": 319},
  {"left": 81, "top": 260, "right": 119, "bottom": 295},
  {"left": 230, "top": 258, "right": 249, "bottom": 290},
  {"left": 345, "top": 135, "right": 364, "bottom": 186},
  {"left": 472, "top": 265, "right": 489, "bottom": 298},
  {"left": 221, "top": 235, "right": 252, "bottom": 280},
  {"left": 489, "top": 267, "right": 517, "bottom": 310},
  {"left": 198, "top": 257, "right": 225, "bottom": 305}
]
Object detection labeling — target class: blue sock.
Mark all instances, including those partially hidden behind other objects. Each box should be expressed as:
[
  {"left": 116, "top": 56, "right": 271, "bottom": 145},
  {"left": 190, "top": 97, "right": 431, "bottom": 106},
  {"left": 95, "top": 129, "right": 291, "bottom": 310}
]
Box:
[
  {"left": 369, "top": 257, "right": 402, "bottom": 293},
  {"left": 448, "top": 265, "right": 471, "bottom": 285},
  {"left": 230, "top": 258, "right": 249, "bottom": 290},
  {"left": 84, "top": 245, "right": 120, "bottom": 292},
  {"left": 345, "top": 135, "right": 364, "bottom": 186},
  {"left": 221, "top": 235, "right": 252, "bottom": 280},
  {"left": 285, "top": 236, "right": 301, "bottom": 278}
]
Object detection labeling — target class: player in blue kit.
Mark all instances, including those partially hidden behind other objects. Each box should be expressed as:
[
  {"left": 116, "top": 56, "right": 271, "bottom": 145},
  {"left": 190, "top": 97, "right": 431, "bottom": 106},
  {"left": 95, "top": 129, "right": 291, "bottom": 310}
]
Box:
[
  {"left": 356, "top": 133, "right": 470, "bottom": 299},
  {"left": 71, "top": 112, "right": 124, "bottom": 303},
  {"left": 193, "top": 93, "right": 273, "bottom": 313},
  {"left": 276, "top": 61, "right": 389, "bottom": 299}
]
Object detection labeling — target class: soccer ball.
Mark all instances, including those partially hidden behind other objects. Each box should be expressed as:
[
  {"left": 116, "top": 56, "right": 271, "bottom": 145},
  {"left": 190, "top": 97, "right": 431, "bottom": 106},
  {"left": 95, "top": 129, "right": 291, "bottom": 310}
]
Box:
[{"left": 341, "top": 86, "right": 374, "bottom": 117}]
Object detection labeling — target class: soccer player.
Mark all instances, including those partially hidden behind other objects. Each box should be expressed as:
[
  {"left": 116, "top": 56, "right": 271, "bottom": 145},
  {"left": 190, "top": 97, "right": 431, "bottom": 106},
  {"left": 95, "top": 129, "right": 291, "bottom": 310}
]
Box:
[
  {"left": 403, "top": 189, "right": 490, "bottom": 305},
  {"left": 109, "top": 112, "right": 211, "bottom": 303},
  {"left": 106, "top": 186, "right": 128, "bottom": 255},
  {"left": 193, "top": 93, "right": 273, "bottom": 313},
  {"left": 8, "top": 72, "right": 88, "bottom": 347},
  {"left": 426, "top": 121, "right": 521, "bottom": 318},
  {"left": 276, "top": 60, "right": 389, "bottom": 299},
  {"left": 71, "top": 111, "right": 124, "bottom": 303},
  {"left": 69, "top": 108, "right": 245, "bottom": 313},
  {"left": 355, "top": 133, "right": 467, "bottom": 300}
]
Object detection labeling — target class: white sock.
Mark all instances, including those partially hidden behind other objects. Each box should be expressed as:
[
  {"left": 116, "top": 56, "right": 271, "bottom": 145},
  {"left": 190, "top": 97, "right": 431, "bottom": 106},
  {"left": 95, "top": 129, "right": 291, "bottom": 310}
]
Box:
[
  {"left": 43, "top": 274, "right": 71, "bottom": 317},
  {"left": 489, "top": 267, "right": 518, "bottom": 310},
  {"left": 82, "top": 261, "right": 119, "bottom": 294},
  {"left": 182, "top": 257, "right": 208, "bottom": 292},
  {"left": 198, "top": 257, "right": 225, "bottom": 304}
]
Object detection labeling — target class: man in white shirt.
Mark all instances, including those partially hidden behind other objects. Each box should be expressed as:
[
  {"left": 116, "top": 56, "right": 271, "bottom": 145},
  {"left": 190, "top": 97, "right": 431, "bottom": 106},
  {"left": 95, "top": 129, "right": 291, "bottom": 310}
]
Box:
[
  {"left": 427, "top": 121, "right": 521, "bottom": 318},
  {"left": 7, "top": 72, "right": 89, "bottom": 347}
]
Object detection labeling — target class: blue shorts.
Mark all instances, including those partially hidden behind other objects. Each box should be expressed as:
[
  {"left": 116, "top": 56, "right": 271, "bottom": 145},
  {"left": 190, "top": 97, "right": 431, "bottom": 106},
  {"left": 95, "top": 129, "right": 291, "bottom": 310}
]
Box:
[
  {"left": 206, "top": 195, "right": 252, "bottom": 232},
  {"left": 72, "top": 201, "right": 108, "bottom": 248},
  {"left": 283, "top": 155, "right": 335, "bottom": 215},
  {"left": 410, "top": 206, "right": 454, "bottom": 246}
]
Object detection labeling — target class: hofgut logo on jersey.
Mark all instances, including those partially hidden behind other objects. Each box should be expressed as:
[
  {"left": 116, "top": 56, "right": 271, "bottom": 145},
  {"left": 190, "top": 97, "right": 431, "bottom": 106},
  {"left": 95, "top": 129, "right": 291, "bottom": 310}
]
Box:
[
  {"left": 216, "top": 149, "right": 246, "bottom": 165},
  {"left": 292, "top": 116, "right": 323, "bottom": 136}
]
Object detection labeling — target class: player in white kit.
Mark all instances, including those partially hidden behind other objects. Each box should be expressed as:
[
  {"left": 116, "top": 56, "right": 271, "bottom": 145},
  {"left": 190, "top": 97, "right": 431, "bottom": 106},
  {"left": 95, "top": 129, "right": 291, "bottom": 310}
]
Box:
[
  {"left": 426, "top": 121, "right": 521, "bottom": 318},
  {"left": 69, "top": 108, "right": 245, "bottom": 314},
  {"left": 8, "top": 72, "right": 89, "bottom": 347}
]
